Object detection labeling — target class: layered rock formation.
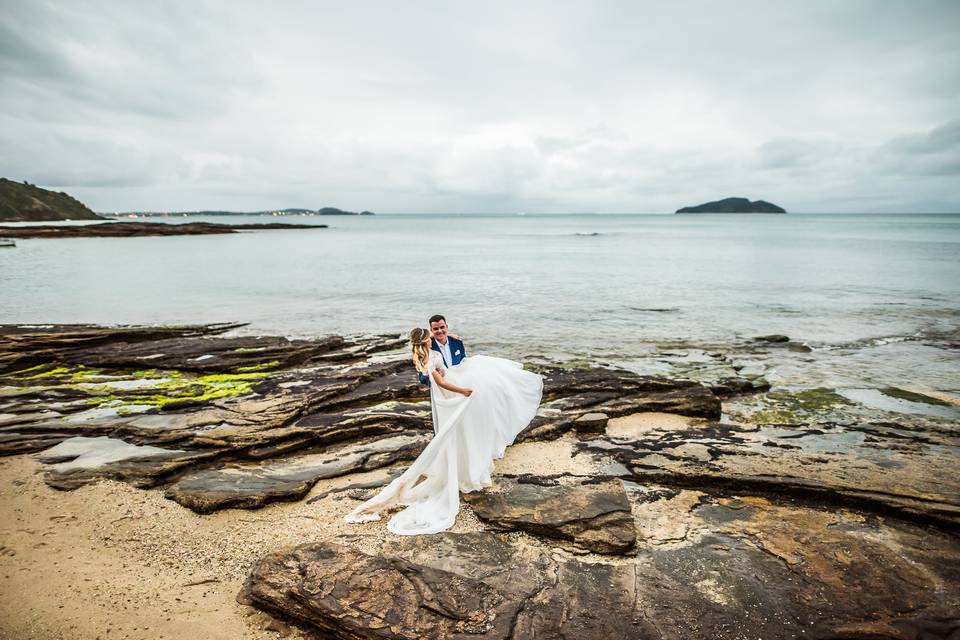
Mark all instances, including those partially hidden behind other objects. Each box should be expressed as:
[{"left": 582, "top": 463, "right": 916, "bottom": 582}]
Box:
[
  {"left": 241, "top": 521, "right": 959, "bottom": 640},
  {"left": 1, "top": 323, "right": 957, "bottom": 639}
]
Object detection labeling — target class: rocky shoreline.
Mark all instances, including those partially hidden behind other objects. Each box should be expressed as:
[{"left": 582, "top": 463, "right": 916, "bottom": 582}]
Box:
[
  {"left": 1, "top": 324, "right": 957, "bottom": 639},
  {"left": 0, "top": 221, "right": 327, "bottom": 238}
]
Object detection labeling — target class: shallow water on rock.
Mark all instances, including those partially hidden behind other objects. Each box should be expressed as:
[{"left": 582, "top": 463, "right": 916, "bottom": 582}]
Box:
[
  {"left": 65, "top": 404, "right": 157, "bottom": 421},
  {"left": 74, "top": 378, "right": 173, "bottom": 390},
  {"left": 750, "top": 426, "right": 867, "bottom": 453},
  {"left": 839, "top": 387, "right": 960, "bottom": 419},
  {"left": 37, "top": 436, "right": 184, "bottom": 471}
]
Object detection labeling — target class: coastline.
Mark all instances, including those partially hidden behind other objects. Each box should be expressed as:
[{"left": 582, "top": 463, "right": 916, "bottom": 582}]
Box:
[
  {"left": 1, "top": 324, "right": 958, "bottom": 639},
  {"left": 0, "top": 221, "right": 328, "bottom": 238}
]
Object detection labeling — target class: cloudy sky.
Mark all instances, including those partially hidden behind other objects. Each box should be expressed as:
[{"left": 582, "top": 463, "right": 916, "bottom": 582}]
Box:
[{"left": 2, "top": 1, "right": 958, "bottom": 213}]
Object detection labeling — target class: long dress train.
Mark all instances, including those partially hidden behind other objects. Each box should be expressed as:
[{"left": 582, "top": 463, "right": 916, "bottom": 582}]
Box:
[{"left": 344, "top": 352, "right": 543, "bottom": 535}]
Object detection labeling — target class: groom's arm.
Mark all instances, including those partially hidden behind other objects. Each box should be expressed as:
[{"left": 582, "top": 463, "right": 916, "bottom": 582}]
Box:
[{"left": 418, "top": 371, "right": 430, "bottom": 385}]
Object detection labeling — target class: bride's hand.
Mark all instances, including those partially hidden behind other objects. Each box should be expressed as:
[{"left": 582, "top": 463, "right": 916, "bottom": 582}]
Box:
[{"left": 462, "top": 388, "right": 473, "bottom": 397}]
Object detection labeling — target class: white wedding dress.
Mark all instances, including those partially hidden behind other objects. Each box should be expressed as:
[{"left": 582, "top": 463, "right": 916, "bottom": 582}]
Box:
[{"left": 344, "top": 352, "right": 543, "bottom": 535}]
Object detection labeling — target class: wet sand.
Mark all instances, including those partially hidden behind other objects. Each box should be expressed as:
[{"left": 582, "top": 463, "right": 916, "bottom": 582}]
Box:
[
  {"left": 0, "top": 435, "right": 593, "bottom": 640},
  {"left": 1, "top": 454, "right": 304, "bottom": 639}
]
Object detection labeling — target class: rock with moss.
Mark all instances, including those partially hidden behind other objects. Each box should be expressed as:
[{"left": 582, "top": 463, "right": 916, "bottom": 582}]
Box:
[
  {"left": 0, "top": 324, "right": 725, "bottom": 506},
  {"left": 745, "top": 387, "right": 853, "bottom": 424},
  {"left": 880, "top": 386, "right": 952, "bottom": 407}
]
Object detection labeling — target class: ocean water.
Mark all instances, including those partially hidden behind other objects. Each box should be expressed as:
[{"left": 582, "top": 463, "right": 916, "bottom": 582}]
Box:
[{"left": 2, "top": 213, "right": 959, "bottom": 393}]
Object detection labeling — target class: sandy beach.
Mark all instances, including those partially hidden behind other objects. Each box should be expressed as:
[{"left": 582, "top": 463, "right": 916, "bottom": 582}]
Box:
[
  {"left": 0, "top": 434, "right": 593, "bottom": 640},
  {"left": 1, "top": 452, "right": 307, "bottom": 640}
]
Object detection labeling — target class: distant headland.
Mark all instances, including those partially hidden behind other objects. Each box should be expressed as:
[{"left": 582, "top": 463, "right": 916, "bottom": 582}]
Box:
[
  {"left": 0, "top": 177, "right": 376, "bottom": 222},
  {"left": 675, "top": 197, "right": 786, "bottom": 214},
  {"left": 109, "top": 207, "right": 374, "bottom": 218},
  {"left": 0, "top": 178, "right": 105, "bottom": 222}
]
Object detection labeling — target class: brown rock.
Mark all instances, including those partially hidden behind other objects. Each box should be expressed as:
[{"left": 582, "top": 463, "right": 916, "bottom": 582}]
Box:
[
  {"left": 241, "top": 525, "right": 960, "bottom": 640},
  {"left": 753, "top": 334, "right": 790, "bottom": 343},
  {"left": 578, "top": 419, "right": 960, "bottom": 528},
  {"left": 164, "top": 433, "right": 429, "bottom": 513},
  {"left": 573, "top": 411, "right": 608, "bottom": 434},
  {"left": 464, "top": 477, "right": 637, "bottom": 554}
]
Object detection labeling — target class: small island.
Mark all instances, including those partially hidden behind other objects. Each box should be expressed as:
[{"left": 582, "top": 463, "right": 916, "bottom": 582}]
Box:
[
  {"left": 0, "top": 178, "right": 106, "bottom": 222},
  {"left": 675, "top": 197, "right": 786, "bottom": 214}
]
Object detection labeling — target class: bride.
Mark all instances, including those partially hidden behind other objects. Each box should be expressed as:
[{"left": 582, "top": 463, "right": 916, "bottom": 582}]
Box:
[{"left": 344, "top": 327, "right": 544, "bottom": 534}]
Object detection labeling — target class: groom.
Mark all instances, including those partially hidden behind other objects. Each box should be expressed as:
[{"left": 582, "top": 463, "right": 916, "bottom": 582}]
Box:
[{"left": 418, "top": 314, "right": 466, "bottom": 385}]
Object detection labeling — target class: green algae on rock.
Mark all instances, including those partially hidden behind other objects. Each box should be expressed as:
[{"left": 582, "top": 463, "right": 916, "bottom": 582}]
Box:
[
  {"left": 744, "top": 387, "right": 853, "bottom": 424},
  {"left": 8, "top": 363, "right": 270, "bottom": 413},
  {"left": 880, "top": 386, "right": 952, "bottom": 406}
]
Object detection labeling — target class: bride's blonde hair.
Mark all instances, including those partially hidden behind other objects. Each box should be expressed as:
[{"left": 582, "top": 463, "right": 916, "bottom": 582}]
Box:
[{"left": 409, "top": 327, "right": 431, "bottom": 373}]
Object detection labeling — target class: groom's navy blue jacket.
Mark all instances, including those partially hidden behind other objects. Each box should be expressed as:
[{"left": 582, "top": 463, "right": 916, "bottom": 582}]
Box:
[{"left": 418, "top": 336, "right": 466, "bottom": 385}]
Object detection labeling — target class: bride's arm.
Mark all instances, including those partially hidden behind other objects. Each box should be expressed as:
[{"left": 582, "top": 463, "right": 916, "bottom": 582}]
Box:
[{"left": 431, "top": 369, "right": 472, "bottom": 397}]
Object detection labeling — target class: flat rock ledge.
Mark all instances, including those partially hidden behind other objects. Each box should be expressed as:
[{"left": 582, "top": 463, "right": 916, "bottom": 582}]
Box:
[
  {"left": 164, "top": 432, "right": 430, "bottom": 513},
  {"left": 240, "top": 528, "right": 960, "bottom": 640},
  {"left": 463, "top": 477, "right": 636, "bottom": 554},
  {"left": 0, "top": 323, "right": 725, "bottom": 509},
  {"left": 0, "top": 221, "right": 328, "bottom": 238},
  {"left": 578, "top": 418, "right": 960, "bottom": 529}
]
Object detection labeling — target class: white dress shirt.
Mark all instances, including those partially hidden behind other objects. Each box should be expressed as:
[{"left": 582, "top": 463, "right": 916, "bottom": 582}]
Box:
[{"left": 437, "top": 339, "right": 453, "bottom": 366}]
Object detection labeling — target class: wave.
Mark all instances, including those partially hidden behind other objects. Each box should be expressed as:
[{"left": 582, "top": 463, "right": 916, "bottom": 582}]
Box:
[{"left": 814, "top": 334, "right": 920, "bottom": 351}]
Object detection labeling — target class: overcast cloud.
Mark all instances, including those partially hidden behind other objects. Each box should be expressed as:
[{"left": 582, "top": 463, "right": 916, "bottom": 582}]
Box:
[{"left": 2, "top": 0, "right": 959, "bottom": 213}]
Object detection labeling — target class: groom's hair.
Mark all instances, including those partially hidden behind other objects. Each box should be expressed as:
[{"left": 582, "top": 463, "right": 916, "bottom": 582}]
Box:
[{"left": 428, "top": 314, "right": 446, "bottom": 324}]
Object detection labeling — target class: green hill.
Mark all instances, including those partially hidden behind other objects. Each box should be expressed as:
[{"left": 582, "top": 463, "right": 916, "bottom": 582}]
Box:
[{"left": 0, "top": 178, "right": 104, "bottom": 221}]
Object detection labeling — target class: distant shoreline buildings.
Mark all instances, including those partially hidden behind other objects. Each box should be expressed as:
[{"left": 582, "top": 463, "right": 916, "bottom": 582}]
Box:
[{"left": 106, "top": 207, "right": 375, "bottom": 218}]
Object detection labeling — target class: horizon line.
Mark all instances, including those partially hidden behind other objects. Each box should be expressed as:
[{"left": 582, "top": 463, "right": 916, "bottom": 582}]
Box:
[{"left": 99, "top": 210, "right": 960, "bottom": 216}]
